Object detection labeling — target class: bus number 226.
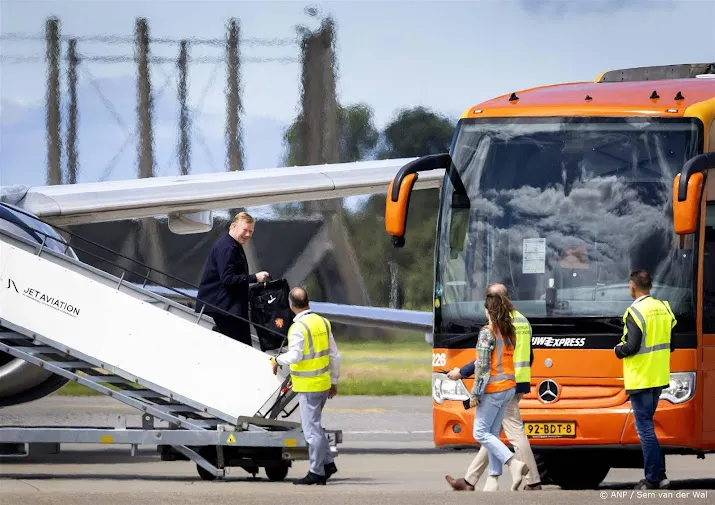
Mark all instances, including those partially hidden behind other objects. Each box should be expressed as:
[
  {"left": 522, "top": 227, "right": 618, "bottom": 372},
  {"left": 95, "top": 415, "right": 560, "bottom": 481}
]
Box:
[{"left": 432, "top": 352, "right": 446, "bottom": 367}]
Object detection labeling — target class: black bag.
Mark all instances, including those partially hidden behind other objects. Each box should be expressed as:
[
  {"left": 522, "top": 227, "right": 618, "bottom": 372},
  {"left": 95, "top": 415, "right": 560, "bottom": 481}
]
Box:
[{"left": 248, "top": 278, "right": 293, "bottom": 351}]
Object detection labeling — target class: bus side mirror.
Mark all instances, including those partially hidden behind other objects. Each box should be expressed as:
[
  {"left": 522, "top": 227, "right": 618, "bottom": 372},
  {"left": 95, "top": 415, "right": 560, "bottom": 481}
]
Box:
[
  {"left": 673, "top": 173, "right": 704, "bottom": 235},
  {"left": 386, "top": 173, "right": 418, "bottom": 248},
  {"left": 672, "top": 152, "right": 715, "bottom": 235},
  {"left": 385, "top": 153, "right": 452, "bottom": 248}
]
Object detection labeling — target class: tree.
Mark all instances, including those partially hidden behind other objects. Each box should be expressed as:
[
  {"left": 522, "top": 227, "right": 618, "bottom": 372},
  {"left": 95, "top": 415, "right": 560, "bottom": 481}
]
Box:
[
  {"left": 275, "top": 103, "right": 380, "bottom": 305},
  {"left": 281, "top": 102, "right": 379, "bottom": 166},
  {"left": 346, "top": 106, "right": 456, "bottom": 310},
  {"left": 277, "top": 104, "right": 456, "bottom": 312},
  {"left": 378, "top": 106, "right": 455, "bottom": 159},
  {"left": 339, "top": 103, "right": 380, "bottom": 163},
  {"left": 276, "top": 102, "right": 380, "bottom": 217}
]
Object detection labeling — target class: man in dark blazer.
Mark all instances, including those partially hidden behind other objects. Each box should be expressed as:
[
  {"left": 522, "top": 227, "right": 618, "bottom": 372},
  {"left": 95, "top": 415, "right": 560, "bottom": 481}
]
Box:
[{"left": 195, "top": 212, "right": 270, "bottom": 346}]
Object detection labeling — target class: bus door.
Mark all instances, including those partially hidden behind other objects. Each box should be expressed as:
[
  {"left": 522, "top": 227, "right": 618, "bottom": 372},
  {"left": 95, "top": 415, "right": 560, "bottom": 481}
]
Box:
[{"left": 701, "top": 175, "right": 715, "bottom": 444}]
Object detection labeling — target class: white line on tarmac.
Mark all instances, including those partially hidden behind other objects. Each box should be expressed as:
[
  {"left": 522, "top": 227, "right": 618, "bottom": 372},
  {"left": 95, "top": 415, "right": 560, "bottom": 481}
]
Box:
[{"left": 343, "top": 430, "right": 432, "bottom": 434}]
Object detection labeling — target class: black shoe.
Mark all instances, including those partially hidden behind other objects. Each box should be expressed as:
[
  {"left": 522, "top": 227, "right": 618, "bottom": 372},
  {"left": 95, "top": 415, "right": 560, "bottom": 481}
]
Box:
[
  {"left": 325, "top": 462, "right": 338, "bottom": 479},
  {"left": 294, "top": 471, "right": 327, "bottom": 485}
]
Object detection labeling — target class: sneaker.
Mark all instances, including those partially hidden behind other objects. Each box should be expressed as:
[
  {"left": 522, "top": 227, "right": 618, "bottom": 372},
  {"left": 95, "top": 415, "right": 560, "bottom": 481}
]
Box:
[
  {"left": 634, "top": 478, "right": 659, "bottom": 490},
  {"left": 508, "top": 459, "right": 529, "bottom": 491},
  {"left": 659, "top": 471, "right": 670, "bottom": 489},
  {"left": 483, "top": 476, "right": 499, "bottom": 491}
]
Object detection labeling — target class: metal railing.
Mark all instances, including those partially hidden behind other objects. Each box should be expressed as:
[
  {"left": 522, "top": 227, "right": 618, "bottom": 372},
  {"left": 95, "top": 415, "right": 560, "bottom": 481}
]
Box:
[
  {"left": 0, "top": 201, "right": 302, "bottom": 420},
  {"left": 0, "top": 202, "right": 290, "bottom": 347}
]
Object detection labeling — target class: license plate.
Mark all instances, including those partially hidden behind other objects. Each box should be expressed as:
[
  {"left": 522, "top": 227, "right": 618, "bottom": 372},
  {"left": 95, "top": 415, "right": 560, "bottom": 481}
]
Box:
[{"left": 524, "top": 422, "right": 576, "bottom": 438}]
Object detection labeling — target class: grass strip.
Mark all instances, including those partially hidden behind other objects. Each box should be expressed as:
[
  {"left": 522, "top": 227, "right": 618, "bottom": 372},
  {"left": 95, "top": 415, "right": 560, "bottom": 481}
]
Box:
[{"left": 56, "top": 378, "right": 430, "bottom": 397}]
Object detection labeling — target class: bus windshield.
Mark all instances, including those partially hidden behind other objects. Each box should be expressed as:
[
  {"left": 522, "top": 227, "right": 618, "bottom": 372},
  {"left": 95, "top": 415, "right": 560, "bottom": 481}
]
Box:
[{"left": 434, "top": 116, "right": 702, "bottom": 334}]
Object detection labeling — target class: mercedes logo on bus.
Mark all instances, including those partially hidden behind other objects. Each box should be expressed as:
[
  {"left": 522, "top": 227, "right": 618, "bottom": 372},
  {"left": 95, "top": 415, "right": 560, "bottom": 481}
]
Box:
[{"left": 537, "top": 379, "right": 560, "bottom": 403}]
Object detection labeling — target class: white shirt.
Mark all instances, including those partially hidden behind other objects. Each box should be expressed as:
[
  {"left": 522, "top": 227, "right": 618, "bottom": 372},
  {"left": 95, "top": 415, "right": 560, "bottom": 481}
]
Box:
[
  {"left": 630, "top": 294, "right": 650, "bottom": 307},
  {"left": 275, "top": 309, "right": 341, "bottom": 385}
]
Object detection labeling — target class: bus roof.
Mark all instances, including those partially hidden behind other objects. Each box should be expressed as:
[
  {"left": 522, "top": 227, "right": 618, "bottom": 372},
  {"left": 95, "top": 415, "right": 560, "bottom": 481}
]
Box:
[
  {"left": 464, "top": 64, "right": 715, "bottom": 119},
  {"left": 595, "top": 63, "right": 714, "bottom": 83}
]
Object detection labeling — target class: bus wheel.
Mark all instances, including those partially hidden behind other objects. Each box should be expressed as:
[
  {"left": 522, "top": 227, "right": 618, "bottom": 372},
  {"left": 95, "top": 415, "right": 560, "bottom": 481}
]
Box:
[
  {"left": 544, "top": 455, "right": 610, "bottom": 490},
  {"left": 533, "top": 452, "right": 553, "bottom": 485}
]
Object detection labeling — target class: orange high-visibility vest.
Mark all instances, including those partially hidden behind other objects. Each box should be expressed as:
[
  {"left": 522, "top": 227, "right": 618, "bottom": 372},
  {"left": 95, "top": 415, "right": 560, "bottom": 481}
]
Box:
[{"left": 484, "top": 324, "right": 516, "bottom": 394}]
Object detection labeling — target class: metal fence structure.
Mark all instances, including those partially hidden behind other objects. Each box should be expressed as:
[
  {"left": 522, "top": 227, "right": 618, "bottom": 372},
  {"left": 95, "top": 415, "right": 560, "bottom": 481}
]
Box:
[
  {"left": 0, "top": 16, "right": 339, "bottom": 184},
  {"left": 1, "top": 15, "right": 373, "bottom": 319}
]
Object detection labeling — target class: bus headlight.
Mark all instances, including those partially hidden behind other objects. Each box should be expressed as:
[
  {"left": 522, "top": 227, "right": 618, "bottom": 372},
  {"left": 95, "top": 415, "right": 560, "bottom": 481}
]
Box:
[
  {"left": 659, "top": 372, "right": 696, "bottom": 404},
  {"left": 432, "top": 373, "right": 470, "bottom": 404}
]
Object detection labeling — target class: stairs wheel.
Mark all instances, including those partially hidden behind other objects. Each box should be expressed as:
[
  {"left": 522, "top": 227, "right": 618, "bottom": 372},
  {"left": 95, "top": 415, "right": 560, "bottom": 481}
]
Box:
[
  {"left": 197, "top": 464, "right": 218, "bottom": 481},
  {"left": 265, "top": 462, "right": 290, "bottom": 481},
  {"left": 196, "top": 446, "right": 220, "bottom": 481}
]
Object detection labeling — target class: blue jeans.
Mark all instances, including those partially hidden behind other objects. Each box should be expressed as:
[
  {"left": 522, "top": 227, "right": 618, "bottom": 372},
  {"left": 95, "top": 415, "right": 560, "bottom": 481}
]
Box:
[
  {"left": 630, "top": 387, "right": 666, "bottom": 483},
  {"left": 473, "top": 387, "right": 516, "bottom": 477}
]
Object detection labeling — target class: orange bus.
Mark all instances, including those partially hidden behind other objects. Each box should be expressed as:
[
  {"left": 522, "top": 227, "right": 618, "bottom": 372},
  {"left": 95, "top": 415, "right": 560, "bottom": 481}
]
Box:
[{"left": 385, "top": 63, "right": 715, "bottom": 489}]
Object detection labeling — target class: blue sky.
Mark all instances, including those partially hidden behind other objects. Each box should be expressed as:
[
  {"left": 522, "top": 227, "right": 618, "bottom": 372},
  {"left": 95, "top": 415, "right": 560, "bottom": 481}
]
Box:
[{"left": 1, "top": 0, "right": 714, "bottom": 200}]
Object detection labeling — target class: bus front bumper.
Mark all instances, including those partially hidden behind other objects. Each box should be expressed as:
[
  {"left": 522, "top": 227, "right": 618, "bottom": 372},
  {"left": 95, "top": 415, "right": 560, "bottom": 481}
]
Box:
[{"left": 432, "top": 397, "right": 699, "bottom": 449}]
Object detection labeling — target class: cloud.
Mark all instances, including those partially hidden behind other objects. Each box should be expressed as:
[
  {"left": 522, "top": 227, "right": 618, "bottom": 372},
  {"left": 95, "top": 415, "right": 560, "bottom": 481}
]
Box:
[
  {"left": 518, "top": 0, "right": 677, "bottom": 17},
  {"left": 440, "top": 119, "right": 696, "bottom": 319},
  {"left": 445, "top": 175, "right": 690, "bottom": 318}
]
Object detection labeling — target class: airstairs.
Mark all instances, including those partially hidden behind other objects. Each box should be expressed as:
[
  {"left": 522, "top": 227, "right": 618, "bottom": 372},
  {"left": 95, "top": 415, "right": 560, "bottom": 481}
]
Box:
[{"left": 0, "top": 203, "right": 340, "bottom": 480}]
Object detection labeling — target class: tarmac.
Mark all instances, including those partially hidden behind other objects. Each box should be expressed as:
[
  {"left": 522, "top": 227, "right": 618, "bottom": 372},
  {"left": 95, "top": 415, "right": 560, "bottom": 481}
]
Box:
[{"left": 0, "top": 396, "right": 713, "bottom": 505}]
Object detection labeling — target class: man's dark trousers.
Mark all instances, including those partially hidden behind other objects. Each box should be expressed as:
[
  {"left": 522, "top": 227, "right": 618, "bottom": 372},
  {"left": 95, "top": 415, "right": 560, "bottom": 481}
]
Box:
[
  {"left": 630, "top": 386, "right": 667, "bottom": 483},
  {"left": 211, "top": 313, "right": 252, "bottom": 347}
]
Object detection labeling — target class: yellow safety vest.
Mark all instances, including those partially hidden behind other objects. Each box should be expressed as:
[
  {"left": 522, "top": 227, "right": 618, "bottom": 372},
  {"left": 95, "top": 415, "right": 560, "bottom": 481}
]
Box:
[
  {"left": 512, "top": 310, "right": 532, "bottom": 384},
  {"left": 620, "top": 296, "right": 676, "bottom": 391},
  {"left": 288, "top": 312, "right": 332, "bottom": 393}
]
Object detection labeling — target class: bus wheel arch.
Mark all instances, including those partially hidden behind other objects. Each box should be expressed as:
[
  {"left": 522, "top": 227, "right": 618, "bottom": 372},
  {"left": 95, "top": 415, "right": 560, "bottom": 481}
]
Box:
[
  {"left": 533, "top": 452, "right": 553, "bottom": 485},
  {"left": 535, "top": 451, "right": 611, "bottom": 490}
]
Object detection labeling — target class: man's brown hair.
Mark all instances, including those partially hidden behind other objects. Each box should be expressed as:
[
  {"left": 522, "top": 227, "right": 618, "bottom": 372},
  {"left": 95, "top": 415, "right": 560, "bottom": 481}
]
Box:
[
  {"left": 629, "top": 269, "right": 652, "bottom": 291},
  {"left": 289, "top": 287, "right": 310, "bottom": 309},
  {"left": 486, "top": 282, "right": 508, "bottom": 297}
]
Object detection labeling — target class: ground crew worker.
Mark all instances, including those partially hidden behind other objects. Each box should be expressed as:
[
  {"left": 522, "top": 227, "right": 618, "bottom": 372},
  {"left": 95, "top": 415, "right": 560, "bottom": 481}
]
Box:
[
  {"left": 615, "top": 270, "right": 676, "bottom": 491},
  {"left": 445, "top": 283, "right": 541, "bottom": 491},
  {"left": 467, "top": 290, "right": 529, "bottom": 491},
  {"left": 271, "top": 287, "right": 340, "bottom": 485}
]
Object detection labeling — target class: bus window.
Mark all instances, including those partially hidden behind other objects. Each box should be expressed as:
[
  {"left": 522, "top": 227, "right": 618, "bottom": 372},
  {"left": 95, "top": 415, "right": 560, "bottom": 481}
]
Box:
[{"left": 702, "top": 203, "right": 715, "bottom": 334}]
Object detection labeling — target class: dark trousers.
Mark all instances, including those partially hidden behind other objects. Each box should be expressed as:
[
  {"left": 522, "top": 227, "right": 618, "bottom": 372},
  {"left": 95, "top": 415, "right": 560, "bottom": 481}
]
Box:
[
  {"left": 210, "top": 313, "right": 252, "bottom": 347},
  {"left": 630, "top": 386, "right": 666, "bottom": 483}
]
